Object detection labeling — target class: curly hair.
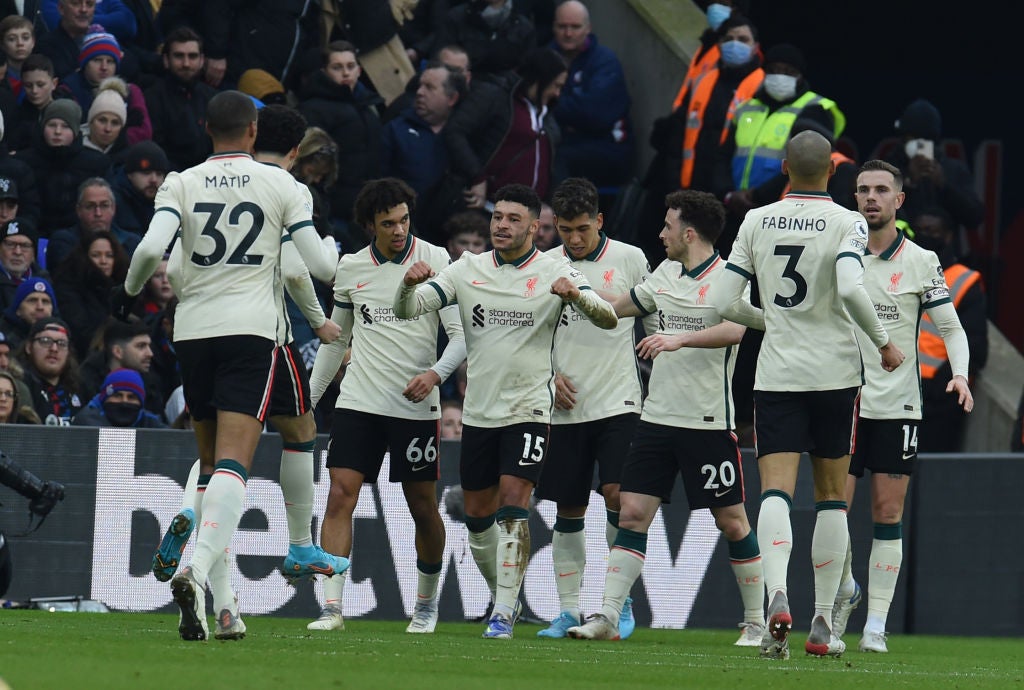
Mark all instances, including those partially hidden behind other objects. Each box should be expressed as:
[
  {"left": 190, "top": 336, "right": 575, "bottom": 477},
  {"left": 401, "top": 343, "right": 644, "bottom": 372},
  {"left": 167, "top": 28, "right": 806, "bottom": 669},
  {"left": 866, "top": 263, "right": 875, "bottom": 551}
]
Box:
[
  {"left": 551, "top": 177, "right": 599, "bottom": 221},
  {"left": 665, "top": 190, "right": 726, "bottom": 244},
  {"left": 353, "top": 178, "right": 417, "bottom": 230}
]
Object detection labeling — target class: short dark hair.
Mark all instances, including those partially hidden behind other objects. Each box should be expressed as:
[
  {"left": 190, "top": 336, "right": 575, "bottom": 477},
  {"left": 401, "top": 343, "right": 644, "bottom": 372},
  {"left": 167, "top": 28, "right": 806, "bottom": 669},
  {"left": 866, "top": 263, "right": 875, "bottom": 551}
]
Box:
[
  {"left": 103, "top": 318, "right": 150, "bottom": 356},
  {"left": 206, "top": 90, "right": 257, "bottom": 139},
  {"left": 516, "top": 48, "right": 567, "bottom": 94},
  {"left": 433, "top": 44, "right": 470, "bottom": 71},
  {"left": 324, "top": 40, "right": 357, "bottom": 67},
  {"left": 353, "top": 178, "right": 417, "bottom": 229},
  {"left": 20, "top": 53, "right": 54, "bottom": 77},
  {"left": 665, "top": 190, "right": 725, "bottom": 244},
  {"left": 163, "top": 26, "right": 203, "bottom": 55},
  {"left": 443, "top": 210, "right": 489, "bottom": 241},
  {"left": 858, "top": 159, "right": 903, "bottom": 191},
  {"left": 422, "top": 60, "right": 467, "bottom": 101},
  {"left": 493, "top": 184, "right": 541, "bottom": 219},
  {"left": 551, "top": 177, "right": 599, "bottom": 221},
  {"left": 254, "top": 104, "right": 307, "bottom": 155}
]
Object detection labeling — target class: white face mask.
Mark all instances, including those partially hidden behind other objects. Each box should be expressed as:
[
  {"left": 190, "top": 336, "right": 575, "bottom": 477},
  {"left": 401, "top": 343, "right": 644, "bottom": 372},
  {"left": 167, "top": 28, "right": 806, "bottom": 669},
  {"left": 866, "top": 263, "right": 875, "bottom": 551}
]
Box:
[{"left": 763, "top": 74, "right": 798, "bottom": 102}]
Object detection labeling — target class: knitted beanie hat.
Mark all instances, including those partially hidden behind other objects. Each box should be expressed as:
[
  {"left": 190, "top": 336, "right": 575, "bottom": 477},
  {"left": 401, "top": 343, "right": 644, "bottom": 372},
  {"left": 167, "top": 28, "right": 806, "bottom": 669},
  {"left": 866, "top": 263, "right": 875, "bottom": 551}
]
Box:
[
  {"left": 100, "top": 368, "right": 146, "bottom": 405},
  {"left": 88, "top": 85, "right": 128, "bottom": 123},
  {"left": 237, "top": 68, "right": 285, "bottom": 101},
  {"left": 79, "top": 28, "right": 122, "bottom": 69},
  {"left": 43, "top": 98, "right": 82, "bottom": 130}
]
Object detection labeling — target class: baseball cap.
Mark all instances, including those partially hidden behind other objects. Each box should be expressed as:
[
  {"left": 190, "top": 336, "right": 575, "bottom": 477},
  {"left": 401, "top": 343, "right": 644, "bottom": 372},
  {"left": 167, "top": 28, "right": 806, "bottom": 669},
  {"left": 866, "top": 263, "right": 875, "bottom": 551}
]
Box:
[{"left": 0, "top": 176, "right": 17, "bottom": 201}]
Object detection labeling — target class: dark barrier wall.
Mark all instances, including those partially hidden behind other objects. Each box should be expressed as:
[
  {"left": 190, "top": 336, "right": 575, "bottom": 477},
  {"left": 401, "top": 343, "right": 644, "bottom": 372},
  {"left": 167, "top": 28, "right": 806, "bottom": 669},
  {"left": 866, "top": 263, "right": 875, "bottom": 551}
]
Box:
[{"left": 0, "top": 427, "right": 1019, "bottom": 635}]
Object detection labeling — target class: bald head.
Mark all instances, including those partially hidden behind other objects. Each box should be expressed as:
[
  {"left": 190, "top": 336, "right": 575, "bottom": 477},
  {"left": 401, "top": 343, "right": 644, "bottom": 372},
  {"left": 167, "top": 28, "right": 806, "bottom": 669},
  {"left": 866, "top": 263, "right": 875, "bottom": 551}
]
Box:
[
  {"left": 783, "top": 130, "right": 833, "bottom": 186},
  {"left": 554, "top": 1, "right": 591, "bottom": 56}
]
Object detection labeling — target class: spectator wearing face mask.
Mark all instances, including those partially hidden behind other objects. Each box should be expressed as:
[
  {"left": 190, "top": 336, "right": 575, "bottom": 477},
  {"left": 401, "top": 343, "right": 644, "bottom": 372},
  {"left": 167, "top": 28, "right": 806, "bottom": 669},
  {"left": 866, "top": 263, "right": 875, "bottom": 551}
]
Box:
[
  {"left": 713, "top": 43, "right": 846, "bottom": 255},
  {"left": 911, "top": 205, "right": 987, "bottom": 453},
  {"left": 72, "top": 366, "right": 166, "bottom": 428}
]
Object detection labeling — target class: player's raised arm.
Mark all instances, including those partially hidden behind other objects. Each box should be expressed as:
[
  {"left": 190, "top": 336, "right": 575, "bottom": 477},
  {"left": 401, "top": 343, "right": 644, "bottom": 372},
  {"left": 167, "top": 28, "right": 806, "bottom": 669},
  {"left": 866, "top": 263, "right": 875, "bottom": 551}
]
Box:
[
  {"left": 551, "top": 273, "right": 617, "bottom": 330},
  {"left": 394, "top": 260, "right": 447, "bottom": 319}
]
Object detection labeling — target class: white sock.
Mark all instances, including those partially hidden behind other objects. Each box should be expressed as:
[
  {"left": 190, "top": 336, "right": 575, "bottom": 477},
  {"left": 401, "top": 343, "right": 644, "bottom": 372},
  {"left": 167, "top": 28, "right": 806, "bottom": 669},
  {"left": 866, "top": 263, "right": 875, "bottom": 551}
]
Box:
[
  {"left": 493, "top": 515, "right": 529, "bottom": 619},
  {"left": 467, "top": 520, "right": 499, "bottom": 600},
  {"left": 322, "top": 567, "right": 348, "bottom": 610},
  {"left": 279, "top": 443, "right": 315, "bottom": 547},
  {"left": 836, "top": 537, "right": 856, "bottom": 599},
  {"left": 865, "top": 535, "right": 902, "bottom": 633},
  {"left": 181, "top": 459, "right": 200, "bottom": 511},
  {"left": 415, "top": 563, "right": 441, "bottom": 607},
  {"left": 551, "top": 516, "right": 586, "bottom": 618},
  {"left": 600, "top": 547, "right": 644, "bottom": 626},
  {"left": 811, "top": 505, "right": 849, "bottom": 621},
  {"left": 757, "top": 493, "right": 792, "bottom": 600},
  {"left": 208, "top": 548, "right": 235, "bottom": 613},
  {"left": 731, "top": 557, "right": 765, "bottom": 625},
  {"left": 190, "top": 461, "right": 247, "bottom": 586}
]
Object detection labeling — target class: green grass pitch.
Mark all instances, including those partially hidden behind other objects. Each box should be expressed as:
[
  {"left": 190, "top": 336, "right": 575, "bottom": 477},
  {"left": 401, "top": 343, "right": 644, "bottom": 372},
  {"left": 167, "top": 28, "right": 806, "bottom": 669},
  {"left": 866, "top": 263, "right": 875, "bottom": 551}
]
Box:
[{"left": 0, "top": 611, "right": 1020, "bottom": 689}]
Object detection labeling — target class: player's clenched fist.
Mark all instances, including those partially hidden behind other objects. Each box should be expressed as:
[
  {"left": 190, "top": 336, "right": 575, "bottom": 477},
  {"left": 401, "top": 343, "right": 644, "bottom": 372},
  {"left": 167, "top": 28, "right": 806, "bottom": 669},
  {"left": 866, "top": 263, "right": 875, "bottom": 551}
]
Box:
[
  {"left": 403, "top": 261, "right": 436, "bottom": 286},
  {"left": 550, "top": 277, "right": 580, "bottom": 302}
]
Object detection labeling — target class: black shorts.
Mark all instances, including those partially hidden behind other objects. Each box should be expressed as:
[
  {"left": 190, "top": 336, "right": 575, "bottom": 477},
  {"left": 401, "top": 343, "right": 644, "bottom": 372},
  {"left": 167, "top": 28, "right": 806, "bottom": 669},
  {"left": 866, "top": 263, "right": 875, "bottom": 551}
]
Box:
[
  {"left": 535, "top": 413, "right": 637, "bottom": 505},
  {"left": 753, "top": 387, "right": 860, "bottom": 459},
  {"left": 176, "top": 334, "right": 277, "bottom": 423},
  {"left": 326, "top": 409, "right": 441, "bottom": 482},
  {"left": 460, "top": 422, "right": 549, "bottom": 491},
  {"left": 850, "top": 418, "right": 919, "bottom": 478},
  {"left": 620, "top": 421, "right": 745, "bottom": 510},
  {"left": 267, "top": 342, "right": 312, "bottom": 418}
]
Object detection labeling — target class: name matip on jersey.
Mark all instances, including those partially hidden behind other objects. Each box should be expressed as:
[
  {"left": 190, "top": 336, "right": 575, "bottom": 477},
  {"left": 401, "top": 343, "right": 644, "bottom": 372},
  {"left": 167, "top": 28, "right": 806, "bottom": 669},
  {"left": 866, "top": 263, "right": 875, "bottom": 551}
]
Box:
[
  {"left": 156, "top": 152, "right": 314, "bottom": 343},
  {"left": 334, "top": 237, "right": 456, "bottom": 420},
  {"left": 858, "top": 231, "right": 949, "bottom": 420},
  {"left": 631, "top": 253, "right": 741, "bottom": 430},
  {"left": 419, "top": 247, "right": 595, "bottom": 428},
  {"left": 726, "top": 191, "right": 868, "bottom": 391},
  {"left": 547, "top": 235, "right": 649, "bottom": 424}
]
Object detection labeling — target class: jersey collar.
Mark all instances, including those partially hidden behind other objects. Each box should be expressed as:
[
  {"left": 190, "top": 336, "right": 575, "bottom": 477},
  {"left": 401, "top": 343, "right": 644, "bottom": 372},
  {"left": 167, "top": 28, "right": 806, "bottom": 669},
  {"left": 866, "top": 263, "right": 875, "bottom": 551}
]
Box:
[
  {"left": 206, "top": 151, "right": 253, "bottom": 161},
  {"left": 681, "top": 251, "right": 721, "bottom": 279},
  {"left": 876, "top": 230, "right": 908, "bottom": 261},
  {"left": 564, "top": 232, "right": 610, "bottom": 262},
  {"left": 369, "top": 235, "right": 417, "bottom": 266},
  {"left": 783, "top": 190, "right": 832, "bottom": 200},
  {"left": 493, "top": 246, "right": 540, "bottom": 268}
]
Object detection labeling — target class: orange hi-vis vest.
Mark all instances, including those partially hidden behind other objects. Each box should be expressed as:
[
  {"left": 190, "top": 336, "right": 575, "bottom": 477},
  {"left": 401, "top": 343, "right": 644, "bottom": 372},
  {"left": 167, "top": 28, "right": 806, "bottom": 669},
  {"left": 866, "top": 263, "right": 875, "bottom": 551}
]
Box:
[
  {"left": 672, "top": 44, "right": 720, "bottom": 110},
  {"left": 779, "top": 151, "right": 854, "bottom": 198},
  {"left": 680, "top": 67, "right": 764, "bottom": 188},
  {"left": 918, "top": 263, "right": 982, "bottom": 379}
]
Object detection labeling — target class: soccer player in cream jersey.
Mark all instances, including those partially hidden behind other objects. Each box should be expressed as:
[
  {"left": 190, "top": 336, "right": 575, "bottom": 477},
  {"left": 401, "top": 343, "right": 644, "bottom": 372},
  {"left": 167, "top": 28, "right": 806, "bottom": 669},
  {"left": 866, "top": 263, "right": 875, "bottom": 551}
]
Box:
[
  {"left": 830, "top": 160, "right": 972, "bottom": 654},
  {"left": 395, "top": 184, "right": 617, "bottom": 640},
  {"left": 533, "top": 177, "right": 653, "bottom": 640},
  {"left": 114, "top": 91, "right": 341, "bottom": 641},
  {"left": 711, "top": 131, "right": 906, "bottom": 659},
  {"left": 566, "top": 190, "right": 766, "bottom": 642},
  {"left": 305, "top": 178, "right": 466, "bottom": 635},
  {"left": 148, "top": 105, "right": 346, "bottom": 640}
]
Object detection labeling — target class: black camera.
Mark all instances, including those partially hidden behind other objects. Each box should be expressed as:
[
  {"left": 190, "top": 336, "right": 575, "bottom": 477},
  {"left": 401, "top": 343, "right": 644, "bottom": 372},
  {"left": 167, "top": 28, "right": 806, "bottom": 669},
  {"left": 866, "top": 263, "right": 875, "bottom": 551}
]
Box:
[{"left": 0, "top": 452, "right": 65, "bottom": 520}]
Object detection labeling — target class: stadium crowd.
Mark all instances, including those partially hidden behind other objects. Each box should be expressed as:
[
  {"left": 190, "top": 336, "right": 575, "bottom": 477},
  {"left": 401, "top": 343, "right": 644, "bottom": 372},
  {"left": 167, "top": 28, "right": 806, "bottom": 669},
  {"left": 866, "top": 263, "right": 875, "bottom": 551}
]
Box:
[{"left": 0, "top": 0, "right": 989, "bottom": 448}]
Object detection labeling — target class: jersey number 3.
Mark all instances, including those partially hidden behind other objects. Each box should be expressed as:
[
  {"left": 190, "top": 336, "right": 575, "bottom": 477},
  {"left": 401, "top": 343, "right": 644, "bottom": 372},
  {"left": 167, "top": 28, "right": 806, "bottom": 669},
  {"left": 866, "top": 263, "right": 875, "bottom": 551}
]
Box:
[
  {"left": 773, "top": 244, "right": 807, "bottom": 308},
  {"left": 190, "top": 201, "right": 266, "bottom": 266}
]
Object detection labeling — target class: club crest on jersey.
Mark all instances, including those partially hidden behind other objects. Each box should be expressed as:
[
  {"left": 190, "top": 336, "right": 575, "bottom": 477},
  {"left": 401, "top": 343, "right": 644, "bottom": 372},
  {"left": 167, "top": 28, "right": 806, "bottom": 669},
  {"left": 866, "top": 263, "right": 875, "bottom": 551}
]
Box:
[
  {"left": 888, "top": 272, "right": 903, "bottom": 292},
  {"left": 524, "top": 277, "right": 538, "bottom": 297},
  {"left": 697, "top": 283, "right": 710, "bottom": 304},
  {"left": 603, "top": 269, "right": 615, "bottom": 289}
]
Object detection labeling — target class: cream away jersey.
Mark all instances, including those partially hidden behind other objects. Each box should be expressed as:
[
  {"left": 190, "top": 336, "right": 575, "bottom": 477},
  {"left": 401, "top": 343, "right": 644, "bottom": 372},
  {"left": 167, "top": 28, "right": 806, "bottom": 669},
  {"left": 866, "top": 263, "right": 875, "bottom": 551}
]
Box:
[
  {"left": 726, "top": 191, "right": 869, "bottom": 391},
  {"left": 333, "top": 237, "right": 459, "bottom": 420},
  {"left": 631, "top": 253, "right": 740, "bottom": 430},
  {"left": 858, "top": 231, "right": 949, "bottom": 420},
  {"left": 153, "top": 152, "right": 316, "bottom": 343},
  {"left": 412, "top": 247, "right": 595, "bottom": 428},
  {"left": 547, "top": 235, "right": 649, "bottom": 424}
]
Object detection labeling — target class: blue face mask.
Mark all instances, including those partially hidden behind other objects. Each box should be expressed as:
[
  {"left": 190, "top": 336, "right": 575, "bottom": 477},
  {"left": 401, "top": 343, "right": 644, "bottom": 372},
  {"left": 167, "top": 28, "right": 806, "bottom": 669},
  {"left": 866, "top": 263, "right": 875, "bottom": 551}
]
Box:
[
  {"left": 707, "top": 3, "right": 732, "bottom": 31},
  {"left": 719, "top": 40, "right": 753, "bottom": 67}
]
